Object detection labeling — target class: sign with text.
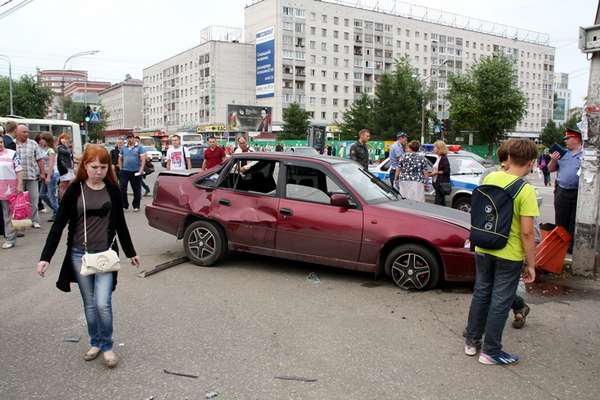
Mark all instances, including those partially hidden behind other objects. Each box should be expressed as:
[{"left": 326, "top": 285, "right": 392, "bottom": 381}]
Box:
[
  {"left": 256, "top": 26, "right": 275, "bottom": 99},
  {"left": 227, "top": 104, "right": 272, "bottom": 132}
]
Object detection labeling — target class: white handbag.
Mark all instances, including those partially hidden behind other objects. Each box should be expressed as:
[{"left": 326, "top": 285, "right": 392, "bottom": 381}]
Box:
[{"left": 79, "top": 183, "right": 121, "bottom": 276}]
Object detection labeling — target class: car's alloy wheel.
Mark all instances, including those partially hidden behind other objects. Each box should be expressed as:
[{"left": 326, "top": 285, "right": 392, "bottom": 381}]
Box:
[
  {"left": 183, "top": 220, "right": 227, "bottom": 266},
  {"left": 454, "top": 197, "right": 471, "bottom": 213},
  {"left": 384, "top": 244, "right": 441, "bottom": 290}
]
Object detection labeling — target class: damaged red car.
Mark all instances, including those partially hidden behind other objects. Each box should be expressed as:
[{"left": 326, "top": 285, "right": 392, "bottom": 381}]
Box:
[{"left": 145, "top": 153, "right": 475, "bottom": 290}]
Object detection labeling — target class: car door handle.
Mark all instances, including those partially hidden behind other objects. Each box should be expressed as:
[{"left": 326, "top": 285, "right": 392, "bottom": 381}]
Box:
[
  {"left": 279, "top": 208, "right": 293, "bottom": 216},
  {"left": 218, "top": 198, "right": 231, "bottom": 206}
]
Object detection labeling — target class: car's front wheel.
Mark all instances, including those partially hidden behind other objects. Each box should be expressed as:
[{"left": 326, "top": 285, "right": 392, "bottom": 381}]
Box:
[
  {"left": 183, "top": 220, "right": 227, "bottom": 266},
  {"left": 384, "top": 243, "right": 441, "bottom": 290},
  {"left": 453, "top": 196, "right": 471, "bottom": 213}
]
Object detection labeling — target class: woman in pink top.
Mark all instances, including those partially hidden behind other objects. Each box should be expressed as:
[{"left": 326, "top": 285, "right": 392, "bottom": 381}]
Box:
[{"left": 0, "top": 136, "right": 24, "bottom": 249}]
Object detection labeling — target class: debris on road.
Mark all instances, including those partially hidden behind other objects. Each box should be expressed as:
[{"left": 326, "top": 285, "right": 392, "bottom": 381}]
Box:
[
  {"left": 63, "top": 336, "right": 80, "bottom": 342},
  {"left": 307, "top": 272, "right": 320, "bottom": 283},
  {"left": 138, "top": 256, "right": 189, "bottom": 277},
  {"left": 205, "top": 391, "right": 218, "bottom": 398},
  {"left": 275, "top": 376, "right": 317, "bottom": 382},
  {"left": 163, "top": 369, "right": 199, "bottom": 379}
]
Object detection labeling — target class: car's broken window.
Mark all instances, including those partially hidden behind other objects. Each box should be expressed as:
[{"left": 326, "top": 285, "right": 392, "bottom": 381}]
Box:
[
  {"left": 285, "top": 165, "right": 343, "bottom": 204},
  {"left": 217, "top": 159, "right": 278, "bottom": 195}
]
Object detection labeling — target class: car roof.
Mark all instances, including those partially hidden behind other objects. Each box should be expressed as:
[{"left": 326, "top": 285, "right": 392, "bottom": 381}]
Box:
[{"left": 230, "top": 151, "right": 352, "bottom": 165}]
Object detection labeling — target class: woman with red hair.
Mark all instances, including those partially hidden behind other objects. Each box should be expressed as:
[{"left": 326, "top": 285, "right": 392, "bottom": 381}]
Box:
[{"left": 37, "top": 145, "right": 140, "bottom": 369}]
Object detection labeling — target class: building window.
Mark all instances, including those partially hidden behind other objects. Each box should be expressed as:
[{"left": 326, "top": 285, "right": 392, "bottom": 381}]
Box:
[
  {"left": 344, "top": 32, "right": 349, "bottom": 40},
  {"left": 310, "top": 97, "right": 316, "bottom": 105},
  {"left": 296, "top": 9, "right": 305, "bottom": 18},
  {"left": 321, "top": 84, "right": 327, "bottom": 92},
  {"left": 333, "top": 85, "right": 339, "bottom": 92},
  {"left": 295, "top": 52, "right": 305, "bottom": 60},
  {"left": 334, "top": 71, "right": 339, "bottom": 79},
  {"left": 321, "top": 14, "right": 327, "bottom": 22},
  {"left": 321, "top": 70, "right": 327, "bottom": 77},
  {"left": 334, "top": 44, "right": 339, "bottom": 52},
  {"left": 354, "top": 20, "right": 363, "bottom": 28},
  {"left": 334, "top": 30, "right": 339, "bottom": 39},
  {"left": 310, "top": 69, "right": 316, "bottom": 76},
  {"left": 333, "top": 58, "right": 339, "bottom": 65},
  {"left": 405, "top": 29, "right": 410, "bottom": 37},
  {"left": 344, "top": 45, "right": 349, "bottom": 53},
  {"left": 321, "top": 98, "right": 327, "bottom": 105},
  {"left": 310, "top": 12, "right": 316, "bottom": 21},
  {"left": 310, "top": 26, "right": 316, "bottom": 35},
  {"left": 310, "top": 55, "right": 316, "bottom": 63},
  {"left": 321, "top": 112, "right": 326, "bottom": 120},
  {"left": 321, "top": 42, "right": 327, "bottom": 51},
  {"left": 344, "top": 18, "right": 349, "bottom": 26},
  {"left": 322, "top": 28, "right": 327, "bottom": 37},
  {"left": 283, "top": 6, "right": 293, "bottom": 15},
  {"left": 282, "top": 50, "right": 293, "bottom": 58},
  {"left": 415, "top": 43, "right": 419, "bottom": 51},
  {"left": 283, "top": 22, "right": 293, "bottom": 30},
  {"left": 310, "top": 41, "right": 316, "bottom": 49},
  {"left": 322, "top": 56, "right": 327, "bottom": 64},
  {"left": 334, "top": 16, "right": 339, "bottom": 25},
  {"left": 405, "top": 42, "right": 410, "bottom": 50},
  {"left": 296, "top": 23, "right": 305, "bottom": 32},
  {"left": 397, "top": 40, "right": 402, "bottom": 48}
]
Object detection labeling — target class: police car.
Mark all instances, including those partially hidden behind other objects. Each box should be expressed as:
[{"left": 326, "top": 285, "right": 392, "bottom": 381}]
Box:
[
  {"left": 370, "top": 145, "right": 491, "bottom": 212},
  {"left": 369, "top": 145, "right": 541, "bottom": 212}
]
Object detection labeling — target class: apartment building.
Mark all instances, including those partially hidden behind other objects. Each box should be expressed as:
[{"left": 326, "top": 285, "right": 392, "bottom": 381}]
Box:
[
  {"left": 142, "top": 26, "right": 256, "bottom": 132},
  {"left": 553, "top": 72, "right": 571, "bottom": 125},
  {"left": 39, "top": 69, "right": 111, "bottom": 119},
  {"left": 245, "top": 0, "right": 556, "bottom": 138},
  {"left": 98, "top": 75, "right": 143, "bottom": 131}
]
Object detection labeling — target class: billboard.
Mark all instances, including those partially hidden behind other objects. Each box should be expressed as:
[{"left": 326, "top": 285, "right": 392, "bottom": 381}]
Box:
[
  {"left": 227, "top": 105, "right": 272, "bottom": 132},
  {"left": 256, "top": 26, "right": 275, "bottom": 99}
]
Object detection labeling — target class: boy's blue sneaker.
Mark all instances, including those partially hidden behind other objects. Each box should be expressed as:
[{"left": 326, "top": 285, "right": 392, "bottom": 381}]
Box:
[{"left": 479, "top": 351, "right": 519, "bottom": 365}]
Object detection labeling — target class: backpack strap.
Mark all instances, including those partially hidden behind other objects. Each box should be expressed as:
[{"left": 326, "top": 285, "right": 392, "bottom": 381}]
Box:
[{"left": 503, "top": 177, "right": 527, "bottom": 199}]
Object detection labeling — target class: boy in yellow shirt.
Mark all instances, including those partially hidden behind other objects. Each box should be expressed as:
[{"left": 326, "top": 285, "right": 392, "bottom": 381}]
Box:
[{"left": 465, "top": 139, "right": 538, "bottom": 365}]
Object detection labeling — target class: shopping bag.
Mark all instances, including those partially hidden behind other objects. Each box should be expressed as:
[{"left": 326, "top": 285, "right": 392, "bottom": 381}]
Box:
[{"left": 8, "top": 191, "right": 32, "bottom": 220}]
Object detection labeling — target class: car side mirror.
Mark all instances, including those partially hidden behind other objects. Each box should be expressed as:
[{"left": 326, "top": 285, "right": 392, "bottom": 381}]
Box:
[
  {"left": 198, "top": 179, "right": 216, "bottom": 189},
  {"left": 330, "top": 194, "right": 352, "bottom": 208}
]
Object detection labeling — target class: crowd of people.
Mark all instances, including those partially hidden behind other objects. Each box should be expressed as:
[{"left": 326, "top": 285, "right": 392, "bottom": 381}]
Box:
[{"left": 0, "top": 122, "right": 584, "bottom": 370}]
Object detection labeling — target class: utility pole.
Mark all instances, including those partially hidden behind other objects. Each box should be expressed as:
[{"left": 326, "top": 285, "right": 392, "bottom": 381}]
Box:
[{"left": 573, "top": 4, "right": 600, "bottom": 277}]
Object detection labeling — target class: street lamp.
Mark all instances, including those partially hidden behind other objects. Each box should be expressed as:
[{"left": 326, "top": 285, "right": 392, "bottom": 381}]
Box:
[
  {"left": 62, "top": 50, "right": 99, "bottom": 119},
  {"left": 420, "top": 60, "right": 449, "bottom": 144},
  {"left": 0, "top": 54, "right": 14, "bottom": 115}
]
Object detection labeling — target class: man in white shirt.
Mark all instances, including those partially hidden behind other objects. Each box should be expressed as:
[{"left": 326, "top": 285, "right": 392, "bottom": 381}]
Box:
[
  {"left": 166, "top": 135, "right": 191, "bottom": 170},
  {"left": 233, "top": 136, "right": 256, "bottom": 173}
]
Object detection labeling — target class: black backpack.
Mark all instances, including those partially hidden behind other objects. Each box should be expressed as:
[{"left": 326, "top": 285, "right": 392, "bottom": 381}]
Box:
[{"left": 470, "top": 177, "right": 527, "bottom": 250}]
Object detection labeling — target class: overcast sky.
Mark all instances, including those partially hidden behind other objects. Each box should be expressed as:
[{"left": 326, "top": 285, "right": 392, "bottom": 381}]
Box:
[{"left": 0, "top": 0, "right": 596, "bottom": 109}]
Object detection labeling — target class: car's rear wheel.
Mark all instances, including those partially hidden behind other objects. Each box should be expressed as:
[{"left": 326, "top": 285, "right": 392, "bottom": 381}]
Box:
[
  {"left": 454, "top": 196, "right": 471, "bottom": 213},
  {"left": 183, "top": 220, "right": 227, "bottom": 266},
  {"left": 384, "top": 243, "right": 441, "bottom": 290}
]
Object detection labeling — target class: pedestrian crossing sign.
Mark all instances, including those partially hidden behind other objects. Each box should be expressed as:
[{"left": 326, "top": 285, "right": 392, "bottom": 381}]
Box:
[{"left": 90, "top": 113, "right": 101, "bottom": 123}]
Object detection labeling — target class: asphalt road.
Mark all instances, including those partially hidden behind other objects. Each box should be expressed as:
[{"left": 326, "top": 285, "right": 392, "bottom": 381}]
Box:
[{"left": 1, "top": 167, "right": 598, "bottom": 399}]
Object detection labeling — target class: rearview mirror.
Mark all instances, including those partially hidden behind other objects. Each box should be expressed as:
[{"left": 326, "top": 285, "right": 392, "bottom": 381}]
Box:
[{"left": 330, "top": 194, "right": 352, "bottom": 208}]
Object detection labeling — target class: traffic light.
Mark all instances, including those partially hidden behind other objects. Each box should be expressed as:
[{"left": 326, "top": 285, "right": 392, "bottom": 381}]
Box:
[
  {"left": 84, "top": 106, "right": 91, "bottom": 122},
  {"left": 441, "top": 119, "right": 448, "bottom": 132},
  {"left": 79, "top": 121, "right": 85, "bottom": 128},
  {"left": 446, "top": 118, "right": 453, "bottom": 133}
]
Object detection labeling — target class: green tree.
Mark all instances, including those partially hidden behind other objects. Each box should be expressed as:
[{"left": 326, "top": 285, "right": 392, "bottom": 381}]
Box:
[
  {"left": 539, "top": 119, "right": 564, "bottom": 147},
  {"left": 63, "top": 97, "right": 109, "bottom": 143},
  {"left": 336, "top": 92, "right": 374, "bottom": 140},
  {"left": 371, "top": 57, "right": 424, "bottom": 140},
  {"left": 280, "top": 102, "right": 311, "bottom": 140},
  {"left": 0, "top": 74, "right": 54, "bottom": 118},
  {"left": 446, "top": 52, "right": 528, "bottom": 158}
]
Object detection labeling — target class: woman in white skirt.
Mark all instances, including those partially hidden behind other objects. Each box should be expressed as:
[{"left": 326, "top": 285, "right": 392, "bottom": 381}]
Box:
[{"left": 395, "top": 140, "right": 429, "bottom": 202}]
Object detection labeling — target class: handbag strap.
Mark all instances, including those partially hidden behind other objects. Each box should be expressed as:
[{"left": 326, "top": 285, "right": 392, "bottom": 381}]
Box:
[{"left": 80, "top": 183, "right": 115, "bottom": 252}]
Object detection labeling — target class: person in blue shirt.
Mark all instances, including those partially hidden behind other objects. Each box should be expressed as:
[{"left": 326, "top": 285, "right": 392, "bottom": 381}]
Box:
[
  {"left": 117, "top": 134, "right": 147, "bottom": 212},
  {"left": 548, "top": 127, "right": 582, "bottom": 253},
  {"left": 388, "top": 132, "right": 408, "bottom": 189}
]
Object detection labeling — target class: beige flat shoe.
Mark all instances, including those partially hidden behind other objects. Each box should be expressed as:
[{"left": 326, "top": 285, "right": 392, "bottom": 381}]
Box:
[
  {"left": 104, "top": 355, "right": 118, "bottom": 368},
  {"left": 84, "top": 348, "right": 101, "bottom": 361}
]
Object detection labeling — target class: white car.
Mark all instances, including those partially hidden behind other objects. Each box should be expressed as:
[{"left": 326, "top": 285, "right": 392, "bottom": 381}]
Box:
[
  {"left": 369, "top": 151, "right": 542, "bottom": 212},
  {"left": 144, "top": 146, "right": 162, "bottom": 162}
]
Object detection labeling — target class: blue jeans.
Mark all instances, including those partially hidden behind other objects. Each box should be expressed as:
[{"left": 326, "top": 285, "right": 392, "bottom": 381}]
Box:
[
  {"left": 40, "top": 172, "right": 60, "bottom": 218},
  {"left": 465, "top": 252, "right": 523, "bottom": 354},
  {"left": 71, "top": 248, "right": 115, "bottom": 352},
  {"left": 119, "top": 170, "right": 142, "bottom": 209}
]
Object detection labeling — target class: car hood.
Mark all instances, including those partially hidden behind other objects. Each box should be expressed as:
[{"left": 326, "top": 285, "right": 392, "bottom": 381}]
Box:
[{"left": 375, "top": 199, "right": 471, "bottom": 230}]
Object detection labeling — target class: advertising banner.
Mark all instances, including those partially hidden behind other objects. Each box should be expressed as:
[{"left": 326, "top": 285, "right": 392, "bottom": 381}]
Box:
[
  {"left": 256, "top": 26, "right": 275, "bottom": 99},
  {"left": 227, "top": 104, "right": 272, "bottom": 132}
]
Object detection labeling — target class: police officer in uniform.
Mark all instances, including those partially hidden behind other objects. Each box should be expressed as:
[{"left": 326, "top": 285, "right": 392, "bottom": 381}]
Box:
[{"left": 349, "top": 129, "right": 370, "bottom": 169}]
